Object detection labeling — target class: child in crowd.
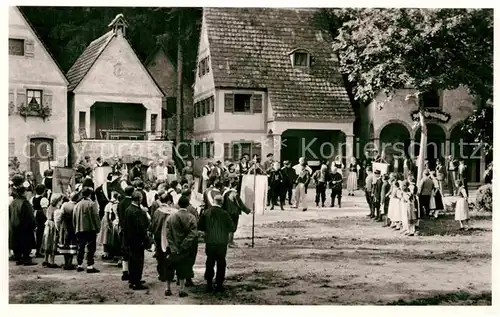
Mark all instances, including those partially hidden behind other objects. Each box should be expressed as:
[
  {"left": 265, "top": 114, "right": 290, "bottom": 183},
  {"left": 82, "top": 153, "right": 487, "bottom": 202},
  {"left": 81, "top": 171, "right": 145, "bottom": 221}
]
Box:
[{"left": 454, "top": 180, "right": 471, "bottom": 230}]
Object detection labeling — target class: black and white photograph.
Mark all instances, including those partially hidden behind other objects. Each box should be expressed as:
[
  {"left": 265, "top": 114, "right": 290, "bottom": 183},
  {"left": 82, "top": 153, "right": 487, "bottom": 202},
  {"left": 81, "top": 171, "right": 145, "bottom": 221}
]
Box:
[{"left": 5, "top": 2, "right": 495, "bottom": 308}]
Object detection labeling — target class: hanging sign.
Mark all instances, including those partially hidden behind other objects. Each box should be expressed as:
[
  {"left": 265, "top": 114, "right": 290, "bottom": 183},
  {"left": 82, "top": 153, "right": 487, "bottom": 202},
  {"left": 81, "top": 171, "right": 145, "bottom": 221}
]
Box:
[{"left": 411, "top": 109, "right": 451, "bottom": 123}]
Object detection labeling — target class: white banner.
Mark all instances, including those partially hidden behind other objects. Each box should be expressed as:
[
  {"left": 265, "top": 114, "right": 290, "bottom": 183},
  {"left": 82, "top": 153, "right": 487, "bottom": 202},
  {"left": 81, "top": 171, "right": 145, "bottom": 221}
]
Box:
[
  {"left": 38, "top": 160, "right": 58, "bottom": 176},
  {"left": 372, "top": 162, "right": 389, "bottom": 175},
  {"left": 240, "top": 175, "right": 268, "bottom": 215},
  {"left": 93, "top": 166, "right": 113, "bottom": 189}
]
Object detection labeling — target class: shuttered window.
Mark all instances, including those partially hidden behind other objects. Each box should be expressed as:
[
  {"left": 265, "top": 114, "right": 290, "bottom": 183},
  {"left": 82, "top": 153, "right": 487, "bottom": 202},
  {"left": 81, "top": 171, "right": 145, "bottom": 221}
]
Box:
[
  {"left": 210, "top": 95, "right": 215, "bottom": 113},
  {"left": 224, "top": 94, "right": 234, "bottom": 112},
  {"left": 16, "top": 89, "right": 26, "bottom": 107},
  {"left": 24, "top": 40, "right": 35, "bottom": 57},
  {"left": 9, "top": 39, "right": 24, "bottom": 56},
  {"left": 252, "top": 94, "right": 263, "bottom": 113},
  {"left": 224, "top": 143, "right": 231, "bottom": 161}
]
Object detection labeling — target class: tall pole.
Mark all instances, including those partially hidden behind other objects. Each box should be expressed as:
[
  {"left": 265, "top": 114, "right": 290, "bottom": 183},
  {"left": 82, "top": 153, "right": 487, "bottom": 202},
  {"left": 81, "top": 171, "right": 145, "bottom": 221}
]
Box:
[{"left": 251, "top": 159, "right": 257, "bottom": 248}]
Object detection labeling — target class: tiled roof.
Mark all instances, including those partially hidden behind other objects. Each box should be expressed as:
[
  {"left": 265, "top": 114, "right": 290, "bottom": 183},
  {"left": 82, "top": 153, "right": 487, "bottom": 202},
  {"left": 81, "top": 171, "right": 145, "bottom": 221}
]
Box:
[
  {"left": 204, "top": 8, "right": 354, "bottom": 121},
  {"left": 66, "top": 31, "right": 115, "bottom": 91}
]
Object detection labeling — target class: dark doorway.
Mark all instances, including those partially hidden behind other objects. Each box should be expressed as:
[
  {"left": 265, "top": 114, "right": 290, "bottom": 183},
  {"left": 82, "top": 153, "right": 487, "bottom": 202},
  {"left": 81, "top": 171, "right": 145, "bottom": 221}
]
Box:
[
  {"left": 414, "top": 123, "right": 446, "bottom": 171},
  {"left": 379, "top": 123, "right": 411, "bottom": 172}
]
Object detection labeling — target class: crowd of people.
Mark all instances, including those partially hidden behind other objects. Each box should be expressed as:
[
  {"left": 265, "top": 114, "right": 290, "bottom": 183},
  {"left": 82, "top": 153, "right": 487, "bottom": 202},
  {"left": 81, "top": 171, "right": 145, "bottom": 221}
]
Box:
[{"left": 8, "top": 155, "right": 254, "bottom": 297}]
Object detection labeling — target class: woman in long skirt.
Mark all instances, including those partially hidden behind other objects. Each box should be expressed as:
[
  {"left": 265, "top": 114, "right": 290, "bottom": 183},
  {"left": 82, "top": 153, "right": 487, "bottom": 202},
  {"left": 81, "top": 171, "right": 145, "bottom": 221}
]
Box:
[
  {"left": 98, "top": 192, "right": 120, "bottom": 260},
  {"left": 57, "top": 193, "right": 79, "bottom": 270},
  {"left": 41, "top": 194, "right": 64, "bottom": 268},
  {"left": 346, "top": 157, "right": 360, "bottom": 196},
  {"left": 398, "top": 181, "right": 409, "bottom": 234},
  {"left": 454, "top": 180, "right": 470, "bottom": 230},
  {"left": 388, "top": 179, "right": 401, "bottom": 229},
  {"left": 401, "top": 180, "right": 417, "bottom": 236},
  {"left": 430, "top": 172, "right": 444, "bottom": 218}
]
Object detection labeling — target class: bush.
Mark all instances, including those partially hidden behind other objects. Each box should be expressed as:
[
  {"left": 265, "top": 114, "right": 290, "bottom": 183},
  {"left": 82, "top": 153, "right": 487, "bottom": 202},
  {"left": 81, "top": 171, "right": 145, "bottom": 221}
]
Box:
[{"left": 476, "top": 184, "right": 492, "bottom": 212}]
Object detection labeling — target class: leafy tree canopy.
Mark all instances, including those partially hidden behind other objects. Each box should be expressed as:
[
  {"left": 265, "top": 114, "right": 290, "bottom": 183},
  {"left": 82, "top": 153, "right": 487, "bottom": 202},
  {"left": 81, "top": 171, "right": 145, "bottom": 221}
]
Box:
[{"left": 317, "top": 8, "right": 493, "bottom": 152}]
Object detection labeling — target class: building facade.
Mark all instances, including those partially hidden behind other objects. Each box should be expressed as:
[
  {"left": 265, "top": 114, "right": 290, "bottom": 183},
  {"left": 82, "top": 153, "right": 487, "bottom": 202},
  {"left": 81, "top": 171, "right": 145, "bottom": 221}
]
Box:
[
  {"left": 8, "top": 6, "right": 69, "bottom": 181},
  {"left": 67, "top": 14, "right": 172, "bottom": 165},
  {"left": 145, "top": 46, "right": 194, "bottom": 141},
  {"left": 359, "top": 87, "right": 487, "bottom": 183},
  {"left": 192, "top": 8, "right": 355, "bottom": 173}
]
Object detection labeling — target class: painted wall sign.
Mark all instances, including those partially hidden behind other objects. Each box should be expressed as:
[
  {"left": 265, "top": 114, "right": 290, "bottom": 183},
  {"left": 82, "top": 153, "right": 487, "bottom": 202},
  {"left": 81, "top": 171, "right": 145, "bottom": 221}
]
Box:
[{"left": 411, "top": 109, "right": 451, "bottom": 123}]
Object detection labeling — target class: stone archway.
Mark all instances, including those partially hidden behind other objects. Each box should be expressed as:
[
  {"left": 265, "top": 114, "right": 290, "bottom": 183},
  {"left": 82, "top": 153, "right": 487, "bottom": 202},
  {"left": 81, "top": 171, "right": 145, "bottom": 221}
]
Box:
[
  {"left": 414, "top": 123, "right": 447, "bottom": 171},
  {"left": 379, "top": 122, "right": 411, "bottom": 173},
  {"left": 450, "top": 123, "right": 482, "bottom": 182}
]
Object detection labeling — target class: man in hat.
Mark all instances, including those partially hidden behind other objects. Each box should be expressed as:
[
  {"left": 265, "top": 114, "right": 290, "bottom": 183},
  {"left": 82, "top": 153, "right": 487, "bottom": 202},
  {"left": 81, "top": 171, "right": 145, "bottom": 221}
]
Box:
[
  {"left": 129, "top": 160, "right": 143, "bottom": 184},
  {"left": 198, "top": 194, "right": 235, "bottom": 293},
  {"left": 371, "top": 170, "right": 383, "bottom": 221},
  {"left": 263, "top": 153, "right": 274, "bottom": 174},
  {"left": 281, "top": 160, "right": 296, "bottom": 205},
  {"left": 122, "top": 190, "right": 150, "bottom": 290},
  {"left": 9, "top": 174, "right": 37, "bottom": 266}
]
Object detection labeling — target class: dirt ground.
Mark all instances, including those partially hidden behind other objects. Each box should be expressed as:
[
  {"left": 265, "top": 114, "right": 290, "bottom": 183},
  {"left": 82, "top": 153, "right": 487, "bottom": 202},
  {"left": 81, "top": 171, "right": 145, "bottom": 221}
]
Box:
[{"left": 9, "top": 190, "right": 492, "bottom": 305}]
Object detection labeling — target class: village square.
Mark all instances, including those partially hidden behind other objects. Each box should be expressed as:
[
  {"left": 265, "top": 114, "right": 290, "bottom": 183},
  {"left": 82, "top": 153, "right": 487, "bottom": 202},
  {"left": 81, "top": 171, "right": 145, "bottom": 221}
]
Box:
[{"left": 7, "top": 7, "right": 493, "bottom": 305}]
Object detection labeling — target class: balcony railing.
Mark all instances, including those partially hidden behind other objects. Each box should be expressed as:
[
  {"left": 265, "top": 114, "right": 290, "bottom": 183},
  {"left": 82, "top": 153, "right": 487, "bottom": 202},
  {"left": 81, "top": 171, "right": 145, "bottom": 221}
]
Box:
[{"left": 79, "top": 129, "right": 171, "bottom": 141}]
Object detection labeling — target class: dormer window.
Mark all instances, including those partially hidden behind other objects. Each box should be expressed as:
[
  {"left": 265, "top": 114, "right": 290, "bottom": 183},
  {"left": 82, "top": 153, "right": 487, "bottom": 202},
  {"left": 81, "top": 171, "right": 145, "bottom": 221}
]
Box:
[
  {"left": 419, "top": 89, "right": 441, "bottom": 109},
  {"left": 289, "top": 49, "right": 311, "bottom": 67}
]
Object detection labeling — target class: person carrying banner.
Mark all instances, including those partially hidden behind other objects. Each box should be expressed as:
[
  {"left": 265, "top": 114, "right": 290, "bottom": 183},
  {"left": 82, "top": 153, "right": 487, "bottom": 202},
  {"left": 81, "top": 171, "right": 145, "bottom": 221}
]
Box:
[
  {"left": 371, "top": 170, "right": 383, "bottom": 221},
  {"left": 198, "top": 195, "right": 235, "bottom": 293},
  {"left": 223, "top": 179, "right": 251, "bottom": 248},
  {"left": 9, "top": 174, "right": 37, "bottom": 266}
]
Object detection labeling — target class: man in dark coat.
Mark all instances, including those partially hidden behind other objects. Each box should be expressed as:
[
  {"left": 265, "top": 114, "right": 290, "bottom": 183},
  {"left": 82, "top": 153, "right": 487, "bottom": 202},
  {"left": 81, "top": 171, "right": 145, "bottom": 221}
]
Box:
[
  {"left": 380, "top": 174, "right": 392, "bottom": 226},
  {"left": 32, "top": 184, "right": 49, "bottom": 258},
  {"left": 95, "top": 173, "right": 122, "bottom": 219},
  {"left": 222, "top": 180, "right": 251, "bottom": 248},
  {"left": 281, "top": 160, "right": 296, "bottom": 205},
  {"left": 267, "top": 162, "right": 286, "bottom": 210},
  {"left": 371, "top": 170, "right": 383, "bottom": 222},
  {"left": 9, "top": 175, "right": 36, "bottom": 266},
  {"left": 329, "top": 168, "right": 343, "bottom": 208},
  {"left": 198, "top": 195, "right": 235, "bottom": 293},
  {"left": 122, "top": 190, "right": 150, "bottom": 290},
  {"left": 129, "top": 160, "right": 143, "bottom": 184},
  {"left": 118, "top": 186, "right": 135, "bottom": 281}
]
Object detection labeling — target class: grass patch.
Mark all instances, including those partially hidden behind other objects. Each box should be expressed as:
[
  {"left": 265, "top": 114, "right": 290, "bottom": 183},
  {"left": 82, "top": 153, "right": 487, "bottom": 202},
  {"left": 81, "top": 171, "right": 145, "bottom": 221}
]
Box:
[{"left": 388, "top": 291, "right": 492, "bottom": 305}]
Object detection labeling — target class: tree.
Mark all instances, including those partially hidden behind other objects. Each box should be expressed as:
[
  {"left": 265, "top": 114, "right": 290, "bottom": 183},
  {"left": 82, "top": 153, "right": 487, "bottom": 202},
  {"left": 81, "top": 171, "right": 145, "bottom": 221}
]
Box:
[{"left": 318, "top": 8, "right": 493, "bottom": 183}]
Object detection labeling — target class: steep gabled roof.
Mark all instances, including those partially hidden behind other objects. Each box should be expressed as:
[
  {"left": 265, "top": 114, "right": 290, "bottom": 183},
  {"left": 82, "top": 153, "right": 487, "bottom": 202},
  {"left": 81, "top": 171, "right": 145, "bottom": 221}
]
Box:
[
  {"left": 66, "top": 31, "right": 115, "bottom": 91},
  {"left": 204, "top": 8, "right": 354, "bottom": 121},
  {"left": 15, "top": 7, "right": 69, "bottom": 85}
]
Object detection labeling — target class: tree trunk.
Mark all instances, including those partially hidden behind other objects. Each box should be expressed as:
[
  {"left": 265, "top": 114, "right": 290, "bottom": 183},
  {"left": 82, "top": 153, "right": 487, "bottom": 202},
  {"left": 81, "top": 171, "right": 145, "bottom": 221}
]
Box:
[
  {"left": 175, "top": 12, "right": 183, "bottom": 146},
  {"left": 416, "top": 111, "right": 427, "bottom": 185}
]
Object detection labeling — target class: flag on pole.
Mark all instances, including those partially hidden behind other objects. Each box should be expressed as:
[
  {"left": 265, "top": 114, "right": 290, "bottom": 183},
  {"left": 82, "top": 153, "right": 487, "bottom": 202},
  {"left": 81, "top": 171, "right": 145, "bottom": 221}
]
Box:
[
  {"left": 240, "top": 174, "right": 268, "bottom": 215},
  {"left": 53, "top": 167, "right": 75, "bottom": 194}
]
